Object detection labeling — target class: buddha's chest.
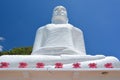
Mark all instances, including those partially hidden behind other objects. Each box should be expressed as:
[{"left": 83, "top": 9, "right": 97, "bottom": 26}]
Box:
[
  {"left": 43, "top": 25, "right": 73, "bottom": 47},
  {"left": 45, "top": 26, "right": 72, "bottom": 39}
]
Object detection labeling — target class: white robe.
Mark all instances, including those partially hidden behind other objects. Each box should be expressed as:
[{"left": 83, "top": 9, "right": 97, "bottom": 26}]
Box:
[{"left": 31, "top": 24, "right": 86, "bottom": 55}]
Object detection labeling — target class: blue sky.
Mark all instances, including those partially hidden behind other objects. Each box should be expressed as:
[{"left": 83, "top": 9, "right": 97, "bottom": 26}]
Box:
[{"left": 0, "top": 0, "right": 120, "bottom": 59}]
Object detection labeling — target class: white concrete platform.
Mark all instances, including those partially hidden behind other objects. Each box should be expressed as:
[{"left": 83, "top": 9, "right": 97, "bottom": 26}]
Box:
[{"left": 0, "top": 68, "right": 120, "bottom": 80}]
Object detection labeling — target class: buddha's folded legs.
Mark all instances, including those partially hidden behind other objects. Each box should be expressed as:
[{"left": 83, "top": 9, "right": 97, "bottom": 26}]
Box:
[{"left": 0, "top": 55, "right": 119, "bottom": 68}]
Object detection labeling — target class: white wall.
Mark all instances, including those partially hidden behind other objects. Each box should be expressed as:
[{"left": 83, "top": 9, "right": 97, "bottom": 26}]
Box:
[{"left": 0, "top": 69, "right": 120, "bottom": 80}]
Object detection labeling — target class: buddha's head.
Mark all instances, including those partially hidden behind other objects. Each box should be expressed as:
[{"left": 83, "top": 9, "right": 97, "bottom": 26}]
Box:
[{"left": 52, "top": 6, "right": 68, "bottom": 24}]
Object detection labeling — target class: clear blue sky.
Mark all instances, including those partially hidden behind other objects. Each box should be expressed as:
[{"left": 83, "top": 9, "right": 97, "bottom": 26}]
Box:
[{"left": 0, "top": 0, "right": 120, "bottom": 59}]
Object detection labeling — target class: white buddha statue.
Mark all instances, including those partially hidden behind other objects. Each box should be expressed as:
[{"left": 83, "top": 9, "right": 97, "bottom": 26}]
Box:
[
  {"left": 31, "top": 6, "right": 86, "bottom": 55},
  {"left": 0, "top": 6, "right": 119, "bottom": 68}
]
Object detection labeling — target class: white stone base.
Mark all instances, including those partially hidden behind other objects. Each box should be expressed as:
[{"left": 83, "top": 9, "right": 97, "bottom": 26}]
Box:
[{"left": 0, "top": 68, "right": 120, "bottom": 80}]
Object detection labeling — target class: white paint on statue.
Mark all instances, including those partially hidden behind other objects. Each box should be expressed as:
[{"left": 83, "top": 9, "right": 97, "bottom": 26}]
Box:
[
  {"left": 32, "top": 6, "right": 86, "bottom": 55},
  {"left": 52, "top": 6, "right": 68, "bottom": 24},
  {"left": 31, "top": 24, "right": 86, "bottom": 55},
  {"left": 0, "top": 6, "right": 120, "bottom": 68}
]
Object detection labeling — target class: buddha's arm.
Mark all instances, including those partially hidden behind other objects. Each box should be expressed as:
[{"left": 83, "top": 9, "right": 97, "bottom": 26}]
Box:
[
  {"left": 32, "top": 27, "right": 45, "bottom": 53},
  {"left": 72, "top": 27, "right": 86, "bottom": 54}
]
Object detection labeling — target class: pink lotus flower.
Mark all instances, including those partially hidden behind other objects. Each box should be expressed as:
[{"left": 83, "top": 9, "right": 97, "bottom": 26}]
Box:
[
  {"left": 104, "top": 63, "right": 113, "bottom": 68},
  {"left": 0, "top": 62, "right": 9, "bottom": 68},
  {"left": 73, "top": 63, "right": 81, "bottom": 68},
  {"left": 36, "top": 62, "right": 45, "bottom": 68},
  {"left": 55, "top": 62, "right": 63, "bottom": 68},
  {"left": 88, "top": 63, "right": 97, "bottom": 68},
  {"left": 19, "top": 62, "right": 27, "bottom": 68}
]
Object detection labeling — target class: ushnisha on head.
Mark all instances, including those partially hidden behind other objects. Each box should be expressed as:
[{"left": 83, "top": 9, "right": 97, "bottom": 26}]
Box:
[{"left": 51, "top": 6, "right": 68, "bottom": 24}]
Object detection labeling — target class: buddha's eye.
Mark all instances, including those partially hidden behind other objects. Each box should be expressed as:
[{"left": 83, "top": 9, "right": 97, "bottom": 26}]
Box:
[{"left": 54, "top": 9, "right": 58, "bottom": 11}]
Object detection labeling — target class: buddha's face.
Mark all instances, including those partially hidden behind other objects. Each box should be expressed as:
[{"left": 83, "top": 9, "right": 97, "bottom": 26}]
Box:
[
  {"left": 52, "top": 6, "right": 68, "bottom": 24},
  {"left": 53, "top": 6, "right": 67, "bottom": 16}
]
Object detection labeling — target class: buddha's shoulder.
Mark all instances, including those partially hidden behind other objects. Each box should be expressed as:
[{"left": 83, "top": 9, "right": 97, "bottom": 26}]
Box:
[
  {"left": 37, "top": 24, "right": 56, "bottom": 30},
  {"left": 37, "top": 24, "right": 49, "bottom": 31},
  {"left": 37, "top": 23, "right": 82, "bottom": 32},
  {"left": 45, "top": 24, "right": 74, "bottom": 27},
  {"left": 37, "top": 24, "right": 73, "bottom": 30}
]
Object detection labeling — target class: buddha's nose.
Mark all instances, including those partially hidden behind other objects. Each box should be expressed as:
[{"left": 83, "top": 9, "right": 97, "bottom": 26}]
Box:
[{"left": 57, "top": 8, "right": 63, "bottom": 12}]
